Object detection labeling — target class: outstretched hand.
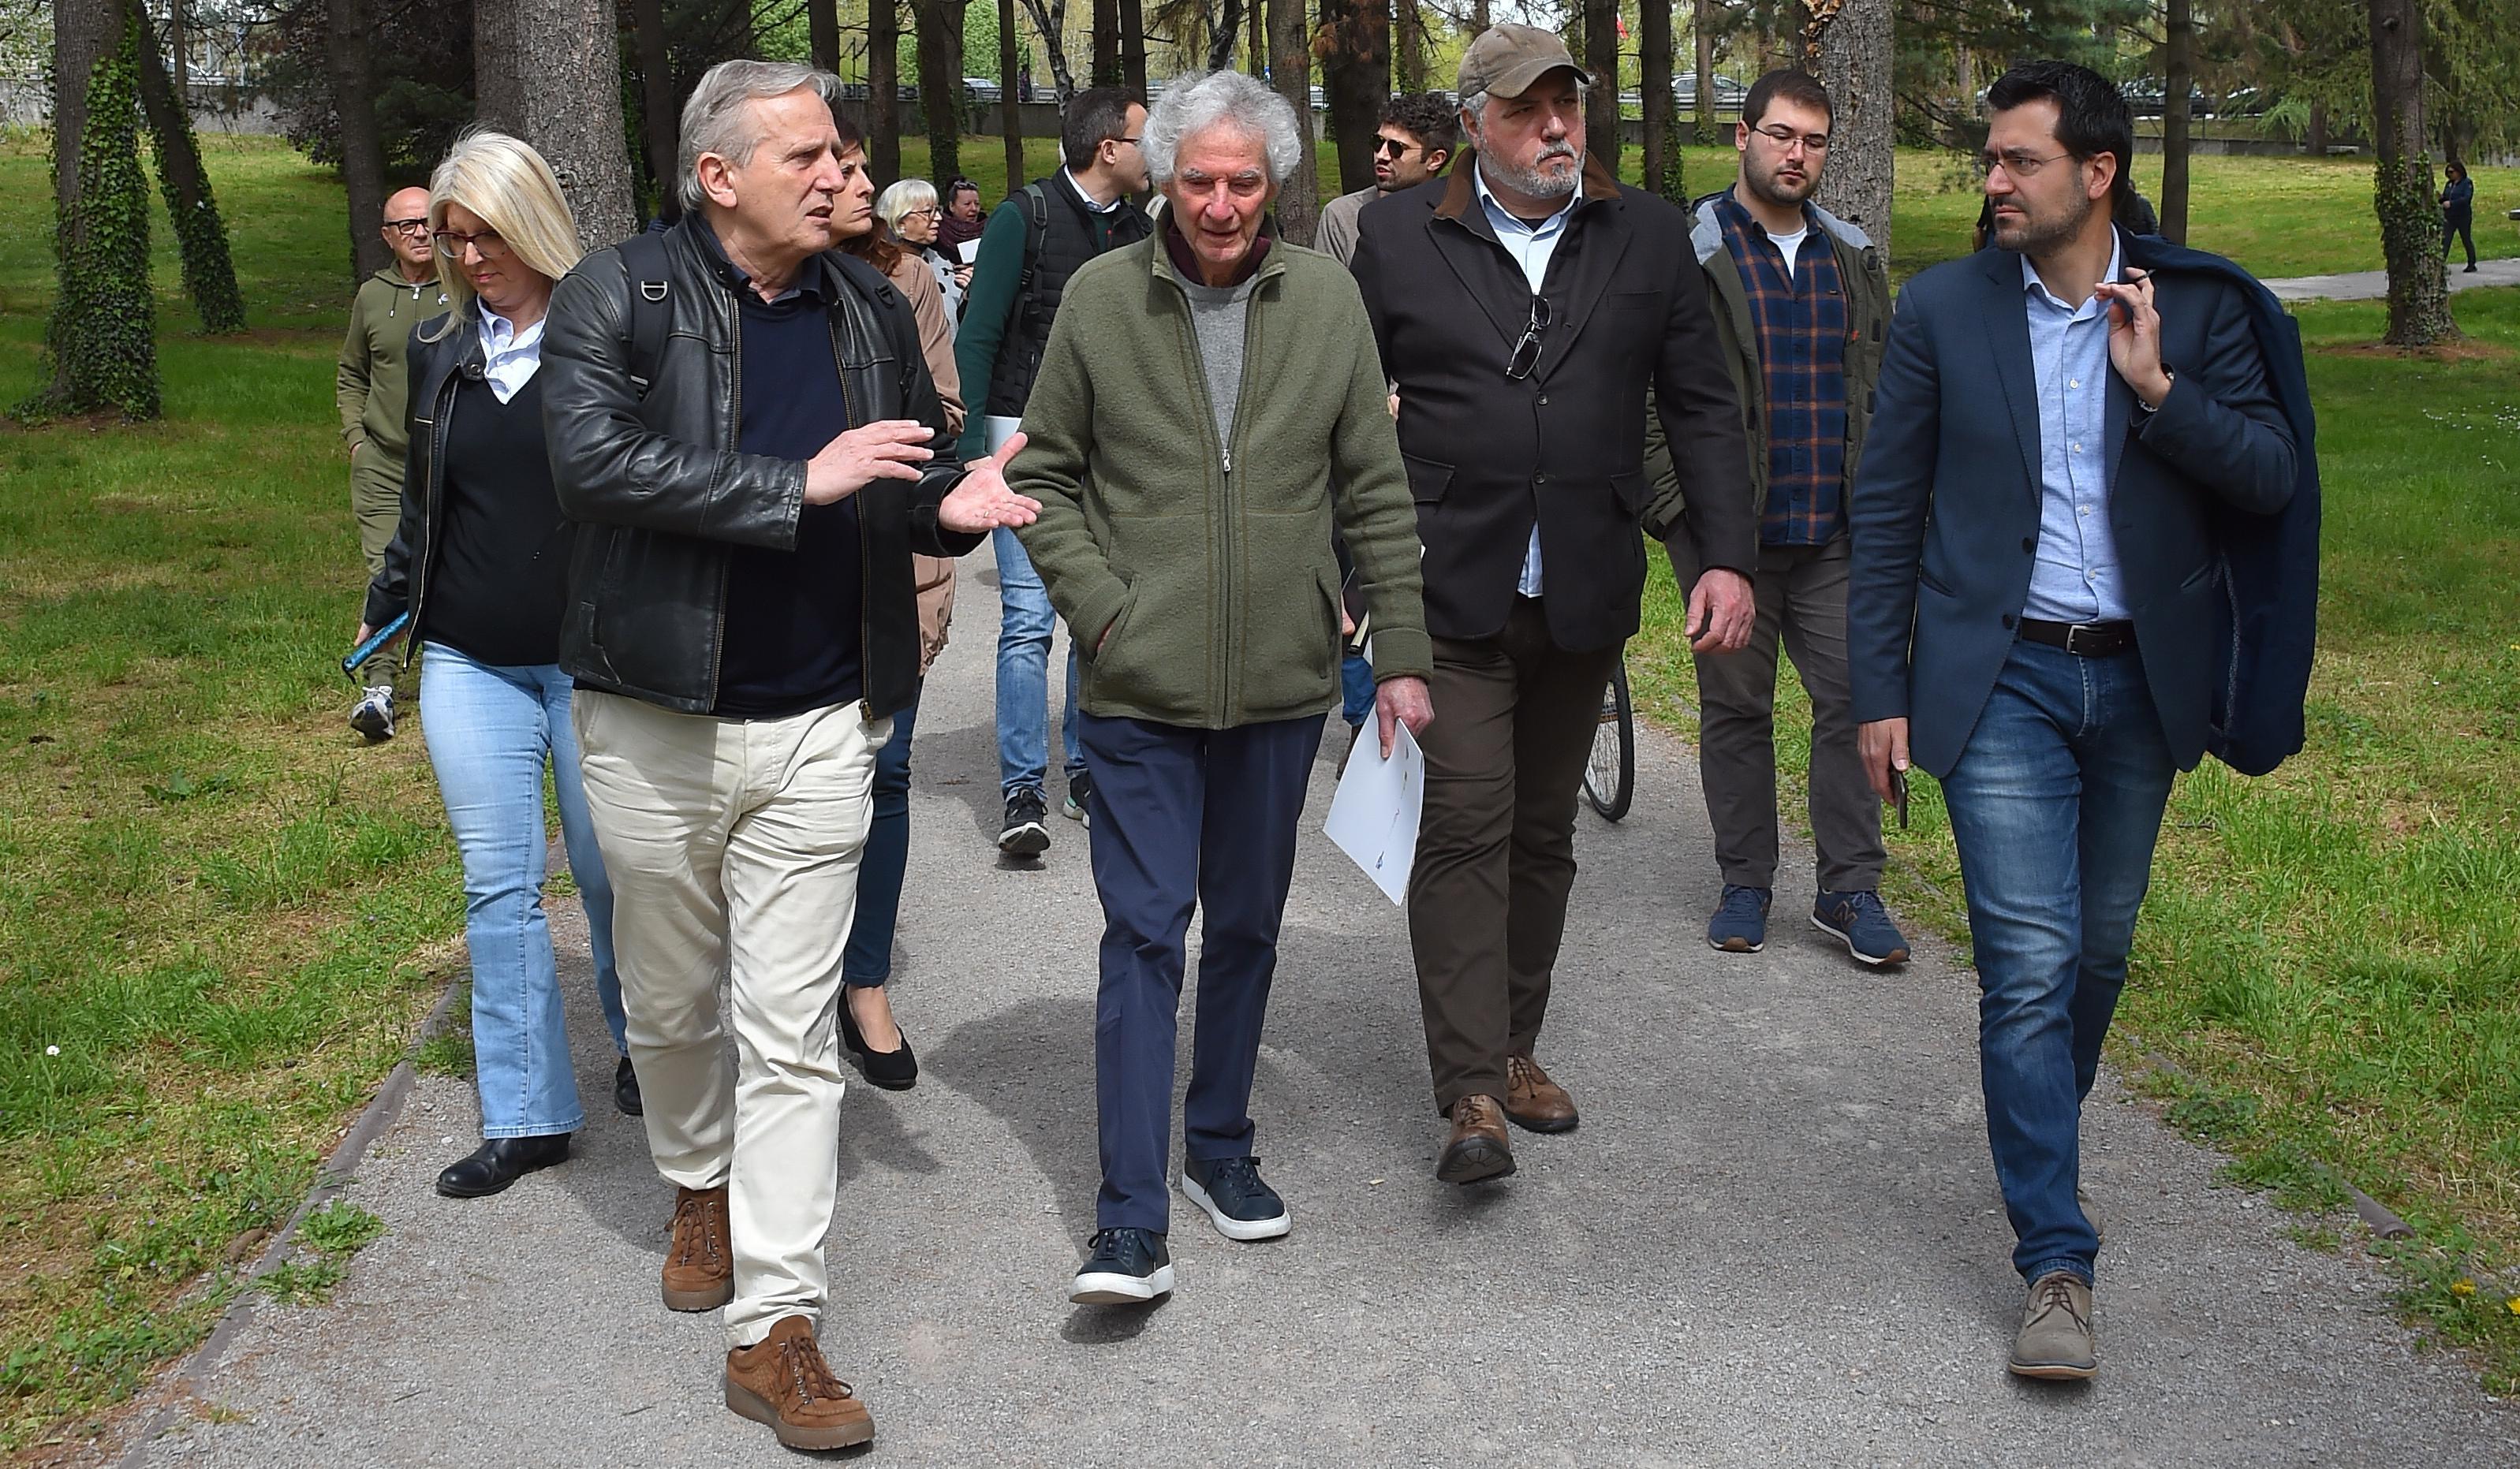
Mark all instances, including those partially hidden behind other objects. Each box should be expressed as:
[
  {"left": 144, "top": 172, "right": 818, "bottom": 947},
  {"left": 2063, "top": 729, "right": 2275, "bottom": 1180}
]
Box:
[
  {"left": 938, "top": 430, "right": 1043, "bottom": 534},
  {"left": 805, "top": 419, "right": 934, "bottom": 505}
]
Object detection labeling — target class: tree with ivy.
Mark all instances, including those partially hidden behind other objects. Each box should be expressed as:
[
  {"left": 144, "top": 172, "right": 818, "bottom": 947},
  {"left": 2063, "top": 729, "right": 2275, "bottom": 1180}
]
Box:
[
  {"left": 29, "top": 0, "right": 160, "bottom": 419},
  {"left": 131, "top": 0, "right": 247, "bottom": 333}
]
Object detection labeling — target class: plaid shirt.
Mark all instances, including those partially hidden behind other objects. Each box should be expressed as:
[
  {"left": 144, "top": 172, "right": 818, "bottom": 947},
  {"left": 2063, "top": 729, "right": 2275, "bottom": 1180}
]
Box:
[{"left": 1712, "top": 192, "right": 1850, "bottom": 546}]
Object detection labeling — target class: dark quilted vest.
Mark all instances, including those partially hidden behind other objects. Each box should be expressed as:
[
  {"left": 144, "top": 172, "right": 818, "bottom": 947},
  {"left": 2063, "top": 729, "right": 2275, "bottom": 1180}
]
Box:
[{"left": 984, "top": 173, "right": 1152, "bottom": 417}]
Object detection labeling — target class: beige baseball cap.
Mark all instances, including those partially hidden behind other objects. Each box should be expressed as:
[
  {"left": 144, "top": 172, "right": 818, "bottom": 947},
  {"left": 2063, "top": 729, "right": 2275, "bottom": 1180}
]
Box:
[{"left": 1457, "top": 24, "right": 1593, "bottom": 101}]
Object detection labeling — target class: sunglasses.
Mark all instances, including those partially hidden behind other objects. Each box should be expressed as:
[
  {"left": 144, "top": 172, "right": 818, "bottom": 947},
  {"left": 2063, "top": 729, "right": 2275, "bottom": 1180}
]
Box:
[
  {"left": 1372, "top": 137, "right": 1417, "bottom": 158},
  {"left": 1506, "top": 293, "right": 1553, "bottom": 380}
]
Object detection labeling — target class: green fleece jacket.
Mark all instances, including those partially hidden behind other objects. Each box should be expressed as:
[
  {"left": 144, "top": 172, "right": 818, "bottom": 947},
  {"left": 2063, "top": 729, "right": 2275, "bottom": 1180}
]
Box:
[
  {"left": 336, "top": 265, "right": 449, "bottom": 460},
  {"left": 1010, "top": 234, "right": 1431, "bottom": 729}
]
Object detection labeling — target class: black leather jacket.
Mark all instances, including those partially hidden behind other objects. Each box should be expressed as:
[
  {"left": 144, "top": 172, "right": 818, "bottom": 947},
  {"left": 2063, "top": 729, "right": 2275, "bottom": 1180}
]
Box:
[
  {"left": 542, "top": 218, "right": 980, "bottom": 719},
  {"left": 361, "top": 311, "right": 479, "bottom": 640}
]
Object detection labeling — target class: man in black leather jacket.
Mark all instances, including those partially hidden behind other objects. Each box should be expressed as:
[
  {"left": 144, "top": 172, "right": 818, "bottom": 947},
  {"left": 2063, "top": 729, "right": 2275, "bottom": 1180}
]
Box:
[{"left": 540, "top": 60, "right": 1036, "bottom": 1455}]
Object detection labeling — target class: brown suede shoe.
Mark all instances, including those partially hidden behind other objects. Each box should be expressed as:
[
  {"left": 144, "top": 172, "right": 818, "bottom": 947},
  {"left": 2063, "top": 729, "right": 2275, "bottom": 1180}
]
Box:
[
  {"left": 663, "top": 1184, "right": 734, "bottom": 1312},
  {"left": 1436, "top": 1094, "right": 1516, "bottom": 1185},
  {"left": 1503, "top": 1053, "right": 1579, "bottom": 1133},
  {"left": 2008, "top": 1271, "right": 2097, "bottom": 1381},
  {"left": 725, "top": 1314, "right": 875, "bottom": 1451}
]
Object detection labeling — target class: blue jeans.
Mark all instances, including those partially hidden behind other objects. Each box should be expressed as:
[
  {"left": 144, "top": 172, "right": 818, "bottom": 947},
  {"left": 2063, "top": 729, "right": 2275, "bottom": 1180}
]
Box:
[
  {"left": 993, "top": 526, "right": 1083, "bottom": 796},
  {"left": 1077, "top": 710, "right": 1326, "bottom": 1232},
  {"left": 418, "top": 644, "right": 629, "bottom": 1139},
  {"left": 1939, "top": 639, "right": 2175, "bottom": 1287},
  {"left": 842, "top": 684, "right": 920, "bottom": 986},
  {"left": 1340, "top": 652, "right": 1375, "bottom": 728}
]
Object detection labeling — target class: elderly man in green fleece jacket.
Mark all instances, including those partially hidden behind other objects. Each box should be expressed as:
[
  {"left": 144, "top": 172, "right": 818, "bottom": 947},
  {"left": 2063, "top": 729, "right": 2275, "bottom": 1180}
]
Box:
[{"left": 1011, "top": 68, "right": 1432, "bottom": 1308}]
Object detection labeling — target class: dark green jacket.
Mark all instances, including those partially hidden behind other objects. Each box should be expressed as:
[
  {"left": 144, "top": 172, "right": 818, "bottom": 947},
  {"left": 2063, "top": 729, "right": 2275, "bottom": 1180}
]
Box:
[
  {"left": 336, "top": 266, "right": 450, "bottom": 462},
  {"left": 1644, "top": 191, "right": 1891, "bottom": 542},
  {"left": 1010, "top": 235, "right": 1430, "bottom": 729}
]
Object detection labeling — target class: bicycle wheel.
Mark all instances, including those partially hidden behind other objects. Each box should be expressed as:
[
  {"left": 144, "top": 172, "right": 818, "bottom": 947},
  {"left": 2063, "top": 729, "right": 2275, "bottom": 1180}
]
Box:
[{"left": 1581, "top": 659, "right": 1635, "bottom": 822}]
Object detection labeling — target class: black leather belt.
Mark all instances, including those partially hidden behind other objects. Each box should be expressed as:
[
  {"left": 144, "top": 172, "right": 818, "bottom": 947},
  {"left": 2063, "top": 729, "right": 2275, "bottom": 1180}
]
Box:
[{"left": 2018, "top": 617, "right": 2136, "bottom": 657}]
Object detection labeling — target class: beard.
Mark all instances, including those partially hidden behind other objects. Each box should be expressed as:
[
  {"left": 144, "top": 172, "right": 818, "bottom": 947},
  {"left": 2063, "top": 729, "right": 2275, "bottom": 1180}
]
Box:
[
  {"left": 1744, "top": 159, "right": 1816, "bottom": 210},
  {"left": 1992, "top": 188, "right": 2093, "bottom": 255},
  {"left": 1471, "top": 121, "right": 1581, "bottom": 201}
]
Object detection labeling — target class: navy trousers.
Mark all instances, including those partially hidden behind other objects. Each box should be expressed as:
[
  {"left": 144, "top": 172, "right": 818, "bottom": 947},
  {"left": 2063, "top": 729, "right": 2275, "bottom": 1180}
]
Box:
[{"left": 1077, "top": 709, "right": 1327, "bottom": 1232}]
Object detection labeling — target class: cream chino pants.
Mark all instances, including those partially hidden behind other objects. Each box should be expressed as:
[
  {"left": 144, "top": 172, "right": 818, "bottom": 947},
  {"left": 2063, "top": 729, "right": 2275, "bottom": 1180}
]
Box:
[{"left": 572, "top": 688, "right": 887, "bottom": 1346}]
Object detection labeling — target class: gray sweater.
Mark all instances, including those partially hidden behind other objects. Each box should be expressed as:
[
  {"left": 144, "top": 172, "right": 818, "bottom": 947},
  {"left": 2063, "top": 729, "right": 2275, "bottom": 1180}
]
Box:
[{"left": 1178, "top": 270, "right": 1260, "bottom": 449}]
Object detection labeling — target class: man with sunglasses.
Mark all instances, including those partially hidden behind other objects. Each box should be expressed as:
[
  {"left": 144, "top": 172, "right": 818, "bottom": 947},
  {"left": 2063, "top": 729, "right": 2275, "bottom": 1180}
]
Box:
[
  {"left": 1353, "top": 25, "right": 1754, "bottom": 1187},
  {"left": 1848, "top": 62, "right": 2305, "bottom": 1381},
  {"left": 1642, "top": 70, "right": 1905, "bottom": 970},
  {"left": 1314, "top": 92, "right": 1458, "bottom": 268},
  {"left": 335, "top": 185, "right": 449, "bottom": 741}
]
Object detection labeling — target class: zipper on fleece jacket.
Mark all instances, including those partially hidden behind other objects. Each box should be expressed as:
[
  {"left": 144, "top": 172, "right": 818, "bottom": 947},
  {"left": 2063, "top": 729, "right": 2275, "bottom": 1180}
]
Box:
[{"left": 1155, "top": 265, "right": 1267, "bottom": 726}]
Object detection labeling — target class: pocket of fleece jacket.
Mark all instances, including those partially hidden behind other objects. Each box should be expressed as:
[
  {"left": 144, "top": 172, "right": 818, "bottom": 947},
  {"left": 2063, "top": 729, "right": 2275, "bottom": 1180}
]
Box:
[{"left": 1083, "top": 513, "right": 1210, "bottom": 714}]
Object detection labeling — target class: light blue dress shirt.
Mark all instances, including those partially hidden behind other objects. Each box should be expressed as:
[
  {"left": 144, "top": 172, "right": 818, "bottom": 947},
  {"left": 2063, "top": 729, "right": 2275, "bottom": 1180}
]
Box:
[
  {"left": 1473, "top": 166, "right": 1581, "bottom": 598},
  {"left": 2018, "top": 231, "right": 2128, "bottom": 622},
  {"left": 476, "top": 306, "right": 545, "bottom": 405}
]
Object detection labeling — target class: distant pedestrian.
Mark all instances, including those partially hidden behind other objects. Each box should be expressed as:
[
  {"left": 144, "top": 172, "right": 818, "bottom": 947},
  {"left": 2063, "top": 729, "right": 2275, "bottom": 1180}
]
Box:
[
  {"left": 542, "top": 59, "right": 1037, "bottom": 1452},
  {"left": 1010, "top": 69, "right": 1431, "bottom": 1307},
  {"left": 954, "top": 88, "right": 1154, "bottom": 859},
  {"left": 1646, "top": 69, "right": 1909, "bottom": 968},
  {"left": 1313, "top": 91, "right": 1459, "bottom": 267},
  {"left": 1850, "top": 62, "right": 2302, "bottom": 1382},
  {"left": 352, "top": 130, "right": 634, "bottom": 1201},
  {"left": 1353, "top": 24, "right": 1754, "bottom": 1188},
  {"left": 335, "top": 183, "right": 447, "bottom": 741},
  {"left": 937, "top": 175, "right": 987, "bottom": 256},
  {"left": 875, "top": 177, "right": 968, "bottom": 318},
  {"left": 2443, "top": 162, "right": 2478, "bottom": 273}
]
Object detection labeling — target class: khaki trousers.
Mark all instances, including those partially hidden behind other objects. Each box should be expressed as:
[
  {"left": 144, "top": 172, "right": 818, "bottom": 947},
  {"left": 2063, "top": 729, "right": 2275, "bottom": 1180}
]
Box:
[
  {"left": 349, "top": 441, "right": 402, "bottom": 578},
  {"left": 1406, "top": 598, "right": 1622, "bottom": 1113},
  {"left": 571, "top": 689, "right": 886, "bottom": 1347}
]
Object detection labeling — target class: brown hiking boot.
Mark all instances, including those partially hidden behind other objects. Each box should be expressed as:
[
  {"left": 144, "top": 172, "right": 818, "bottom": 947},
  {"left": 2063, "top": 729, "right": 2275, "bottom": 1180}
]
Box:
[
  {"left": 1503, "top": 1053, "right": 1578, "bottom": 1133},
  {"left": 2008, "top": 1271, "right": 2097, "bottom": 1381},
  {"left": 725, "top": 1314, "right": 875, "bottom": 1451},
  {"left": 663, "top": 1184, "right": 734, "bottom": 1312},
  {"left": 1436, "top": 1094, "right": 1516, "bottom": 1185}
]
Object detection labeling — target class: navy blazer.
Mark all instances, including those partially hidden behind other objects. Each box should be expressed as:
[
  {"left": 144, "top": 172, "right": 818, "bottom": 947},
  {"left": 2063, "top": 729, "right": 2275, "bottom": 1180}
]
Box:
[{"left": 1846, "top": 238, "right": 2298, "bottom": 778}]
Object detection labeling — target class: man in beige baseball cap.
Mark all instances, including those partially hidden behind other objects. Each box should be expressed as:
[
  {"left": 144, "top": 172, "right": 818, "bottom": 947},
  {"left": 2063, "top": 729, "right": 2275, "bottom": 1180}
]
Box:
[{"left": 1350, "top": 24, "right": 1757, "bottom": 1188}]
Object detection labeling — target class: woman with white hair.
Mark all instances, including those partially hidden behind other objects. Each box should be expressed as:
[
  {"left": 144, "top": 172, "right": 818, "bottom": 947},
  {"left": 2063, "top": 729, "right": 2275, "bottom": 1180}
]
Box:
[
  {"left": 874, "top": 177, "right": 967, "bottom": 319},
  {"left": 356, "top": 129, "right": 633, "bottom": 1199}
]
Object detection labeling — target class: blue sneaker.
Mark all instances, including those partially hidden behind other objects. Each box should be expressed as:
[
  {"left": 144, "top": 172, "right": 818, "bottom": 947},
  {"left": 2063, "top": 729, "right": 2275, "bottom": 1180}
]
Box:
[
  {"left": 1706, "top": 885, "right": 1772, "bottom": 953},
  {"left": 1069, "top": 1227, "right": 1173, "bottom": 1304},
  {"left": 1813, "top": 890, "right": 1910, "bottom": 968},
  {"left": 1180, "top": 1155, "right": 1290, "bottom": 1241}
]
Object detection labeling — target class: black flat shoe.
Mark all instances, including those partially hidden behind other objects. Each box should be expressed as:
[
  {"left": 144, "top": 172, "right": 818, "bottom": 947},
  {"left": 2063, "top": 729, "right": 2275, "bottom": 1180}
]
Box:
[
  {"left": 838, "top": 1001, "right": 918, "bottom": 1091},
  {"left": 435, "top": 1134, "right": 571, "bottom": 1199},
  {"left": 614, "top": 1055, "right": 643, "bottom": 1117}
]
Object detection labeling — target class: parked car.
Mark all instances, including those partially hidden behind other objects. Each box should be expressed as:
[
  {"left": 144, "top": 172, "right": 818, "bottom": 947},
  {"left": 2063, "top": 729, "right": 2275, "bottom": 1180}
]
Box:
[
  {"left": 963, "top": 76, "right": 1002, "bottom": 106},
  {"left": 2123, "top": 79, "right": 2210, "bottom": 119},
  {"left": 1674, "top": 73, "right": 1748, "bottom": 117}
]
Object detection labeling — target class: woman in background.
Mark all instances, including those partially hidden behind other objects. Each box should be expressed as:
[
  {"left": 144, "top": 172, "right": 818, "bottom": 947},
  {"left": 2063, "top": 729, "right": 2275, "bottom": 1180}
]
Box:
[{"left": 876, "top": 178, "right": 968, "bottom": 321}]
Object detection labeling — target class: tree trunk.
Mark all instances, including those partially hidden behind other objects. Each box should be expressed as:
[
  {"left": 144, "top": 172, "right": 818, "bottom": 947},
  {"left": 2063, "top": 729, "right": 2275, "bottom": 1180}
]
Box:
[
  {"left": 1693, "top": 0, "right": 1719, "bottom": 145},
  {"left": 999, "top": 0, "right": 1026, "bottom": 189},
  {"left": 1640, "top": 0, "right": 1678, "bottom": 200},
  {"left": 480, "top": 0, "right": 639, "bottom": 248},
  {"left": 37, "top": 0, "right": 159, "bottom": 418},
  {"left": 1120, "top": 0, "right": 1147, "bottom": 97},
  {"left": 1248, "top": 0, "right": 1264, "bottom": 73},
  {"left": 1266, "top": 0, "right": 1318, "bottom": 243},
  {"left": 1473, "top": 0, "right": 1490, "bottom": 33},
  {"left": 1322, "top": 0, "right": 1390, "bottom": 195},
  {"left": 1394, "top": 0, "right": 1426, "bottom": 92},
  {"left": 1210, "top": 0, "right": 1244, "bottom": 72},
  {"left": 1812, "top": 0, "right": 1891, "bottom": 259},
  {"left": 871, "top": 0, "right": 902, "bottom": 185},
  {"left": 2160, "top": 0, "right": 2193, "bottom": 242},
  {"left": 631, "top": 0, "right": 678, "bottom": 222},
  {"left": 808, "top": 0, "right": 839, "bottom": 72},
  {"left": 1581, "top": 0, "right": 1618, "bottom": 173},
  {"left": 2306, "top": 100, "right": 2328, "bottom": 155},
  {"left": 2367, "top": 0, "right": 2455, "bottom": 345},
  {"left": 329, "top": 0, "right": 392, "bottom": 278},
  {"left": 168, "top": 0, "right": 188, "bottom": 94},
  {"left": 131, "top": 1, "right": 245, "bottom": 330},
  {"left": 913, "top": 0, "right": 965, "bottom": 182},
  {"left": 1093, "top": 0, "right": 1121, "bottom": 85}
]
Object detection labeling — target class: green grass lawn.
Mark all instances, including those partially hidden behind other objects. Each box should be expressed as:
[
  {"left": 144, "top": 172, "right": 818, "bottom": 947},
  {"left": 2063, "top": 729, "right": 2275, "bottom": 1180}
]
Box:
[
  {"left": 1630, "top": 289, "right": 2520, "bottom": 1392},
  {"left": 0, "top": 125, "right": 2514, "bottom": 1446}
]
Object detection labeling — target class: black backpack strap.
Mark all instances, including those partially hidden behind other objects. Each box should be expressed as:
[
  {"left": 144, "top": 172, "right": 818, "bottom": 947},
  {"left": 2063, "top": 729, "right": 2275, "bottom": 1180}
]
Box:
[
  {"left": 618, "top": 229, "right": 673, "bottom": 397},
  {"left": 1011, "top": 182, "right": 1051, "bottom": 323}
]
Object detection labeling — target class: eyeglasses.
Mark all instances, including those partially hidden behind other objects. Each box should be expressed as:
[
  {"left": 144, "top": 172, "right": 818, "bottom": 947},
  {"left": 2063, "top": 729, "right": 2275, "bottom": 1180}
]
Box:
[
  {"left": 1750, "top": 124, "right": 1831, "bottom": 154},
  {"left": 1506, "top": 293, "right": 1553, "bottom": 381},
  {"left": 913, "top": 205, "right": 945, "bottom": 218},
  {"left": 1372, "top": 137, "right": 1418, "bottom": 158},
  {"left": 1973, "top": 148, "right": 2074, "bottom": 181},
  {"left": 1113, "top": 135, "right": 1142, "bottom": 149},
  {"left": 432, "top": 228, "right": 510, "bottom": 259},
  {"left": 383, "top": 217, "right": 431, "bottom": 236}
]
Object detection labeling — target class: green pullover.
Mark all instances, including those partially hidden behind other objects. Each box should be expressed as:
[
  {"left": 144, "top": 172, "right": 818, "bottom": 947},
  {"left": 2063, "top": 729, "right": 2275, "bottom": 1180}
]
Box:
[{"left": 336, "top": 265, "right": 449, "bottom": 464}]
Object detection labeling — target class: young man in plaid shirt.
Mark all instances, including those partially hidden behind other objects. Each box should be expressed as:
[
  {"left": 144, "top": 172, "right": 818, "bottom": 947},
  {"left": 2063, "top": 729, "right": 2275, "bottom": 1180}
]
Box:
[{"left": 1648, "top": 69, "right": 1908, "bottom": 965}]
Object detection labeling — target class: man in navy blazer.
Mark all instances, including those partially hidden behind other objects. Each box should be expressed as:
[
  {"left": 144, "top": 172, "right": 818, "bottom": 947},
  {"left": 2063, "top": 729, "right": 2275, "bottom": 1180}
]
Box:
[{"left": 1846, "top": 62, "right": 2297, "bottom": 1381}]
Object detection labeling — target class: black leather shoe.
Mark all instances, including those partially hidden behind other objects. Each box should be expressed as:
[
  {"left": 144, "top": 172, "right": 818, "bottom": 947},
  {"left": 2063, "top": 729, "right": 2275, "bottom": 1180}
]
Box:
[
  {"left": 614, "top": 1055, "right": 643, "bottom": 1117},
  {"left": 434, "top": 1134, "right": 571, "bottom": 1199},
  {"left": 838, "top": 1000, "right": 918, "bottom": 1091}
]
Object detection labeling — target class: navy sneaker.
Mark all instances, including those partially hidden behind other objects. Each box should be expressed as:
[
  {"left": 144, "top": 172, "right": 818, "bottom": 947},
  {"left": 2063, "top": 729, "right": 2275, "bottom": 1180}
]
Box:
[
  {"left": 1062, "top": 769, "right": 1093, "bottom": 826},
  {"left": 1180, "top": 1155, "right": 1290, "bottom": 1242},
  {"left": 1813, "top": 889, "right": 1910, "bottom": 967},
  {"left": 1069, "top": 1227, "right": 1173, "bottom": 1304},
  {"left": 1706, "top": 885, "right": 1772, "bottom": 953}
]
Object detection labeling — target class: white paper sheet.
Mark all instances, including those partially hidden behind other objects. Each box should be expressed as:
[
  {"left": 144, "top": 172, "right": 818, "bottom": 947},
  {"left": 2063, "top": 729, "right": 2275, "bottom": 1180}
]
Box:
[
  {"left": 958, "top": 239, "right": 983, "bottom": 266},
  {"left": 1323, "top": 721, "right": 1424, "bottom": 905}
]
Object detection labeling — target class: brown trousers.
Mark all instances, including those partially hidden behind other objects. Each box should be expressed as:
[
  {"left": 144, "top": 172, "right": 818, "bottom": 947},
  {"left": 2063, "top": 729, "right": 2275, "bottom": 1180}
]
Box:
[{"left": 1407, "top": 598, "right": 1622, "bottom": 1113}]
